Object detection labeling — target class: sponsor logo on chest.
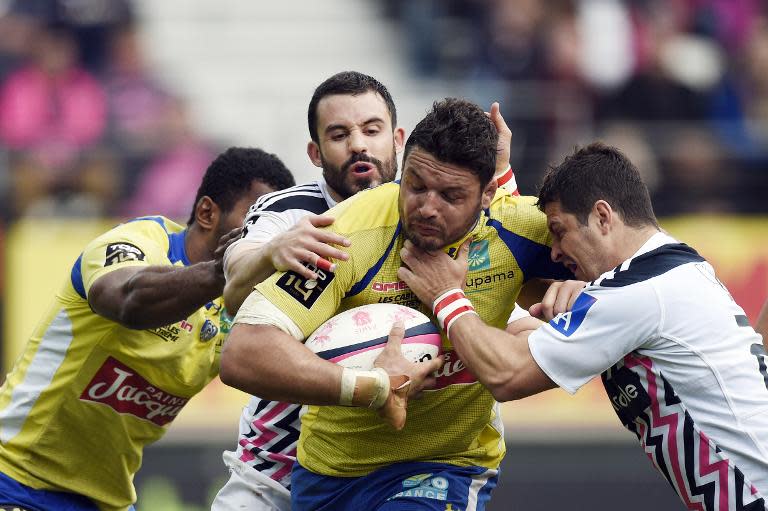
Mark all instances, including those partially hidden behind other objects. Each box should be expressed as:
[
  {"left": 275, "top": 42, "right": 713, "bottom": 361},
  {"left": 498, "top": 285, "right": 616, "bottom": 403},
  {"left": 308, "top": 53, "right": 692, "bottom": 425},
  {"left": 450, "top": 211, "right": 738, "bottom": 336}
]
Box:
[{"left": 80, "top": 356, "right": 189, "bottom": 425}]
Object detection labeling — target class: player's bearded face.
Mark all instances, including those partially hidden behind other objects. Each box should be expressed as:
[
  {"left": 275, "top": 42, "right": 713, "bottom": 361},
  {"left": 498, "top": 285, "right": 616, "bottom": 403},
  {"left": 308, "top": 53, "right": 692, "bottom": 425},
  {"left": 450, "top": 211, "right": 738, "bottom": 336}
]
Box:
[
  {"left": 399, "top": 148, "right": 492, "bottom": 251},
  {"left": 321, "top": 148, "right": 398, "bottom": 200}
]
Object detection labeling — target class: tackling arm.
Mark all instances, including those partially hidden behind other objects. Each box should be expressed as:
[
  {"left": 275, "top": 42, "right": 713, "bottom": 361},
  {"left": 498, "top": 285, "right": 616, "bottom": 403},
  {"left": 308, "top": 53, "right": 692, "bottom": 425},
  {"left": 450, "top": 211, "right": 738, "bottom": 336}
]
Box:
[
  {"left": 397, "top": 239, "right": 556, "bottom": 401},
  {"left": 88, "top": 262, "right": 224, "bottom": 330}
]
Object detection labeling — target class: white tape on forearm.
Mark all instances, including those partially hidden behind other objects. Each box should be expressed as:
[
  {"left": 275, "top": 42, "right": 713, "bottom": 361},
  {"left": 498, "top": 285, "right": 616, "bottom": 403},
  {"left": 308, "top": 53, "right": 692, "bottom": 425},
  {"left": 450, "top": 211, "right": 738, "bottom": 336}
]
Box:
[{"left": 339, "top": 367, "right": 390, "bottom": 409}]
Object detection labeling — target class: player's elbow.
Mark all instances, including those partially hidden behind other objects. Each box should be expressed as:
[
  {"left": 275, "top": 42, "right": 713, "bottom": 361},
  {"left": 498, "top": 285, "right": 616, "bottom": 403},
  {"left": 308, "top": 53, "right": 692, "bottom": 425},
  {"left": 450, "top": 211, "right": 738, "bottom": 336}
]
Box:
[
  {"left": 219, "top": 339, "right": 245, "bottom": 390},
  {"left": 222, "top": 281, "right": 244, "bottom": 316},
  {"left": 219, "top": 326, "right": 260, "bottom": 393}
]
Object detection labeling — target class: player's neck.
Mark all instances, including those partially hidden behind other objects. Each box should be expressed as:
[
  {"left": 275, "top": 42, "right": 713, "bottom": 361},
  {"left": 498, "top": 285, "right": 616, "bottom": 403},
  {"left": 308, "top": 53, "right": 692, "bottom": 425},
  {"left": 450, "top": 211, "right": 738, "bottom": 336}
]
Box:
[
  {"left": 614, "top": 225, "right": 663, "bottom": 264},
  {"left": 183, "top": 223, "right": 214, "bottom": 265}
]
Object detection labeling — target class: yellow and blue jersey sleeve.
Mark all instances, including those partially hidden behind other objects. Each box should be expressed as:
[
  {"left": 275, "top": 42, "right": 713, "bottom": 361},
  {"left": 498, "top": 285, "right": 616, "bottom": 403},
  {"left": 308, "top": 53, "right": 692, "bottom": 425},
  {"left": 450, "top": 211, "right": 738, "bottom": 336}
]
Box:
[
  {"left": 487, "top": 194, "right": 573, "bottom": 282},
  {"left": 72, "top": 216, "right": 186, "bottom": 299}
]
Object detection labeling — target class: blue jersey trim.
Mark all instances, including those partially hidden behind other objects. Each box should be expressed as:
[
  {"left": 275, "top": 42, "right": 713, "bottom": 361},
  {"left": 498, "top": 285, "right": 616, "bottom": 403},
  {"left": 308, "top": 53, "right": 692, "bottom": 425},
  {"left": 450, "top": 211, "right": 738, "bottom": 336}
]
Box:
[
  {"left": 128, "top": 216, "right": 190, "bottom": 266},
  {"left": 485, "top": 218, "right": 572, "bottom": 282},
  {"left": 346, "top": 222, "right": 402, "bottom": 298},
  {"left": 70, "top": 254, "right": 87, "bottom": 300},
  {"left": 167, "top": 230, "right": 190, "bottom": 266}
]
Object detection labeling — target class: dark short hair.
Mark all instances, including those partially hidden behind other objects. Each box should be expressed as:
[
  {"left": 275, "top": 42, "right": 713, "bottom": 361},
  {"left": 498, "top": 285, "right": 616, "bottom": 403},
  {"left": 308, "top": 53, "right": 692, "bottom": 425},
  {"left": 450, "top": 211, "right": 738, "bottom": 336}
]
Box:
[
  {"left": 403, "top": 98, "right": 497, "bottom": 187},
  {"left": 307, "top": 71, "right": 397, "bottom": 143},
  {"left": 537, "top": 142, "right": 658, "bottom": 228},
  {"left": 187, "top": 147, "right": 295, "bottom": 225}
]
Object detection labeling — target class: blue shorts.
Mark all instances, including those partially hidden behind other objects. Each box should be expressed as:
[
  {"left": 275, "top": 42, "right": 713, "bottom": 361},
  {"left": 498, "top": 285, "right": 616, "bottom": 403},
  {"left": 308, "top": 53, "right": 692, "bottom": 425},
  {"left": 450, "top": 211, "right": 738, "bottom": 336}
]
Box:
[
  {"left": 291, "top": 461, "right": 498, "bottom": 511},
  {"left": 0, "top": 471, "right": 135, "bottom": 511}
]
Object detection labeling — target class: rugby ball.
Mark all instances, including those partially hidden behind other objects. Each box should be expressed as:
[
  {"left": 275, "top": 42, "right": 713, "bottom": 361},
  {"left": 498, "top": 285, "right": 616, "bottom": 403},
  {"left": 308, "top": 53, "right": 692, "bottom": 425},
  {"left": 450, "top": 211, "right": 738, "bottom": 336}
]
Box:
[{"left": 305, "top": 303, "right": 442, "bottom": 370}]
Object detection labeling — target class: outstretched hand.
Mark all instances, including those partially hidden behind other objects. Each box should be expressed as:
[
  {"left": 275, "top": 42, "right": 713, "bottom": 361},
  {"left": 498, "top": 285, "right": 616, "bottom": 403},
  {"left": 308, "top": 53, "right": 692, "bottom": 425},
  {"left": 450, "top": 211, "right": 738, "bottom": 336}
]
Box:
[
  {"left": 374, "top": 321, "right": 443, "bottom": 430},
  {"left": 266, "top": 214, "right": 351, "bottom": 280},
  {"left": 398, "top": 239, "right": 471, "bottom": 307}
]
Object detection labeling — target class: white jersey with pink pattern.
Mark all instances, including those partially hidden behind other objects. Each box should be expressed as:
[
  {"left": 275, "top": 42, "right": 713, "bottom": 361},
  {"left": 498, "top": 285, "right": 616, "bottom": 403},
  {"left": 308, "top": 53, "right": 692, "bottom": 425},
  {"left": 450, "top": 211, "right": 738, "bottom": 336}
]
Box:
[{"left": 529, "top": 232, "right": 768, "bottom": 510}]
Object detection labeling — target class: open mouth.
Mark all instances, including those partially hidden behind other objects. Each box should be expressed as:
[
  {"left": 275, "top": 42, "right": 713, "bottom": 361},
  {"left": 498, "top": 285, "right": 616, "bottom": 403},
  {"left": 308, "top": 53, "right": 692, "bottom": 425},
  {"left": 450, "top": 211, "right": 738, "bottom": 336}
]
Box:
[{"left": 350, "top": 162, "right": 375, "bottom": 175}]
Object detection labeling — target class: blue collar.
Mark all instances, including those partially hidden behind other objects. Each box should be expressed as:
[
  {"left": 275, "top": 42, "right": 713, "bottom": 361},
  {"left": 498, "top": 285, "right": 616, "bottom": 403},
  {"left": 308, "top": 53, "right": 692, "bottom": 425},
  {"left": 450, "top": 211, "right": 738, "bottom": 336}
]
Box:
[{"left": 167, "top": 230, "right": 191, "bottom": 266}]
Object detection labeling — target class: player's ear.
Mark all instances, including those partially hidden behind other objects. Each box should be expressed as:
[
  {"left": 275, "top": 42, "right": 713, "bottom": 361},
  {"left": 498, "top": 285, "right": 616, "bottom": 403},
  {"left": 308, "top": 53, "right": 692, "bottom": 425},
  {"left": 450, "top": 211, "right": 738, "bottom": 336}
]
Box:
[
  {"left": 393, "top": 127, "right": 405, "bottom": 153},
  {"left": 481, "top": 179, "right": 497, "bottom": 210},
  {"left": 307, "top": 141, "right": 322, "bottom": 168},
  {"left": 594, "top": 200, "right": 612, "bottom": 233},
  {"left": 194, "top": 196, "right": 219, "bottom": 231}
]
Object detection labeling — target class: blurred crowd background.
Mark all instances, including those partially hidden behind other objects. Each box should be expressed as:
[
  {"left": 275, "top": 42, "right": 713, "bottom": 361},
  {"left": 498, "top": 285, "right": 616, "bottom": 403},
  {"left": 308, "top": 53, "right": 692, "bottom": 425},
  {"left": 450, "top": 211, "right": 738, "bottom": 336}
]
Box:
[
  {"left": 0, "top": 0, "right": 766, "bottom": 509},
  {"left": 0, "top": 0, "right": 766, "bottom": 221}
]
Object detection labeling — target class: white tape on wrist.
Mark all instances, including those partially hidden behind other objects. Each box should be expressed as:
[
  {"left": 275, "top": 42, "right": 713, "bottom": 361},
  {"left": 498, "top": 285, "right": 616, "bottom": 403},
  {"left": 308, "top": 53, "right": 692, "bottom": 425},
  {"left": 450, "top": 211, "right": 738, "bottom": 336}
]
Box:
[
  {"left": 339, "top": 367, "right": 390, "bottom": 409},
  {"left": 432, "top": 288, "right": 478, "bottom": 336}
]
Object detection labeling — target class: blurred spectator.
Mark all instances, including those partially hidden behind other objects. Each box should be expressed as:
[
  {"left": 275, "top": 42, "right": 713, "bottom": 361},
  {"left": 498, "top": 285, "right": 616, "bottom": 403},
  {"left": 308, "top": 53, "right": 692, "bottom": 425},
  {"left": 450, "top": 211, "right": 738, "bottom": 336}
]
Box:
[
  {"left": 0, "top": 22, "right": 114, "bottom": 217},
  {"left": 121, "top": 99, "right": 218, "bottom": 221},
  {"left": 385, "top": 0, "right": 768, "bottom": 215},
  {"left": 0, "top": 5, "right": 39, "bottom": 79},
  {"left": 710, "top": 15, "right": 768, "bottom": 168},
  {"left": 653, "top": 127, "right": 735, "bottom": 216},
  {"left": 103, "top": 23, "right": 175, "bottom": 198},
  {"left": 8, "top": 0, "right": 134, "bottom": 74}
]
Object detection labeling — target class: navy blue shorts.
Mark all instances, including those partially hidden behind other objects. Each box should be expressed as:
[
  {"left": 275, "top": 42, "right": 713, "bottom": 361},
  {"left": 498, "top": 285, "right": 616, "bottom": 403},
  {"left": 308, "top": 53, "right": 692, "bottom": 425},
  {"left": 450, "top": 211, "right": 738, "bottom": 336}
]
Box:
[
  {"left": 0, "top": 472, "right": 135, "bottom": 511},
  {"left": 291, "top": 461, "right": 498, "bottom": 511}
]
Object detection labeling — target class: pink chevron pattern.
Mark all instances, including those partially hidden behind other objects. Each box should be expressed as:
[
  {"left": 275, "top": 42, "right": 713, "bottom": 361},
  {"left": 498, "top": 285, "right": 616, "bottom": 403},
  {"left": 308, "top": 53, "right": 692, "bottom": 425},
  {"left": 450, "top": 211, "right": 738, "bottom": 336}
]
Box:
[
  {"left": 235, "top": 399, "right": 301, "bottom": 488},
  {"left": 620, "top": 354, "right": 764, "bottom": 510}
]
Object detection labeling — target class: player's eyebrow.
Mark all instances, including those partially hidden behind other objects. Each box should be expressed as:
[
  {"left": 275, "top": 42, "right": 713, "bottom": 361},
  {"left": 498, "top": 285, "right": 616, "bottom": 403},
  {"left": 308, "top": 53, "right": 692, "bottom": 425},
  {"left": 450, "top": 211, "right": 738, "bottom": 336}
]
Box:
[{"left": 324, "top": 117, "right": 386, "bottom": 134}]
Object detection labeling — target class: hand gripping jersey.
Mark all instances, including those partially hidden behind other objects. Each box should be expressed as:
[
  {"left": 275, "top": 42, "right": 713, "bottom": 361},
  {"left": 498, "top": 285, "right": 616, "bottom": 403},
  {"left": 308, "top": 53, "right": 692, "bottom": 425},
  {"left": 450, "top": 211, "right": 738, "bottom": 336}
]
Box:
[
  {"left": 0, "top": 217, "right": 228, "bottom": 511},
  {"left": 225, "top": 177, "right": 521, "bottom": 490},
  {"left": 529, "top": 233, "right": 768, "bottom": 510},
  {"left": 250, "top": 182, "right": 570, "bottom": 477}
]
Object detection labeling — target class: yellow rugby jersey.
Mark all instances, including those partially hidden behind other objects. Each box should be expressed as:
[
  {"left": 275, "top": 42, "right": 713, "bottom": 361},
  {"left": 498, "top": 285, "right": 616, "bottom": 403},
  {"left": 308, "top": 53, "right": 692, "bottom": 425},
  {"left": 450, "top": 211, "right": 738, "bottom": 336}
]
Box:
[
  {"left": 255, "top": 183, "right": 571, "bottom": 477},
  {"left": 0, "top": 216, "right": 229, "bottom": 511}
]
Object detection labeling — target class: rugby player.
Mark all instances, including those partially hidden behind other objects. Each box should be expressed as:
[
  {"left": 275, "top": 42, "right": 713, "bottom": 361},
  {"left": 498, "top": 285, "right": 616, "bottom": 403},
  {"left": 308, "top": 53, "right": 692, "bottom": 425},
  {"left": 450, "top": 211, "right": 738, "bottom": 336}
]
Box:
[
  {"left": 220, "top": 98, "right": 572, "bottom": 511},
  {"left": 0, "top": 148, "right": 294, "bottom": 511}
]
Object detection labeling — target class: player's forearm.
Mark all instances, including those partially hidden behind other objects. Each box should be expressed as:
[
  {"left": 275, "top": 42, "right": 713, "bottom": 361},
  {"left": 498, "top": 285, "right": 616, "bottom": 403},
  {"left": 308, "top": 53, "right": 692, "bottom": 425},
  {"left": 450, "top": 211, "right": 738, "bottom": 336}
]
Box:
[
  {"left": 117, "top": 263, "right": 223, "bottom": 329},
  {"left": 220, "top": 323, "right": 344, "bottom": 405},
  {"left": 447, "top": 314, "right": 534, "bottom": 401},
  {"left": 222, "top": 246, "right": 275, "bottom": 314}
]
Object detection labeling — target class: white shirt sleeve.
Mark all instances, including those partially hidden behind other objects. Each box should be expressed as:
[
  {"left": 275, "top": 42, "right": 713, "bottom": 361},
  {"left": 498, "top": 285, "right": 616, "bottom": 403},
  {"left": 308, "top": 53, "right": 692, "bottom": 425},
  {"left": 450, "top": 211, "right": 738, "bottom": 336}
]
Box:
[{"left": 527, "top": 282, "right": 661, "bottom": 394}]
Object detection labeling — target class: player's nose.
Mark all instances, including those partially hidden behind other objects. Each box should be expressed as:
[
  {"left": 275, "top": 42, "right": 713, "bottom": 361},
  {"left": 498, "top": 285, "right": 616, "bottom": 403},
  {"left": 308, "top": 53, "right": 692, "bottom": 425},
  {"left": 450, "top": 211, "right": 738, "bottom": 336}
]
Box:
[{"left": 348, "top": 130, "right": 367, "bottom": 154}]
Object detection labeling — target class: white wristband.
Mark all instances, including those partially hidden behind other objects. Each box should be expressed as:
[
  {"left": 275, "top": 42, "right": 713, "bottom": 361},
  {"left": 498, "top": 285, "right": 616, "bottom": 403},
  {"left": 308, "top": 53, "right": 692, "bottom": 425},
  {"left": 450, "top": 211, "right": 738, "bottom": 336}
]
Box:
[{"left": 432, "top": 288, "right": 478, "bottom": 336}]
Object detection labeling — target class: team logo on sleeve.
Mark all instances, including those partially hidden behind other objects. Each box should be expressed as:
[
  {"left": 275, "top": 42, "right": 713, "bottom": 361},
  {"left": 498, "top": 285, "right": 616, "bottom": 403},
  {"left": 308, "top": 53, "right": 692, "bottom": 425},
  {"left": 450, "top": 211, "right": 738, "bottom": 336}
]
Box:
[
  {"left": 549, "top": 292, "right": 596, "bottom": 337},
  {"left": 276, "top": 262, "right": 335, "bottom": 309},
  {"left": 105, "top": 242, "right": 146, "bottom": 266}
]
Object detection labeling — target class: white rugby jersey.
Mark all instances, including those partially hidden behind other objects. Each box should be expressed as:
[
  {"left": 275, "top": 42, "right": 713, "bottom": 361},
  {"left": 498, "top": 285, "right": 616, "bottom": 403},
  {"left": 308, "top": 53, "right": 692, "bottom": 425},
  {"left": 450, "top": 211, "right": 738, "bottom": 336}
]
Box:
[
  {"left": 529, "top": 232, "right": 768, "bottom": 510},
  {"left": 224, "top": 180, "right": 337, "bottom": 488}
]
